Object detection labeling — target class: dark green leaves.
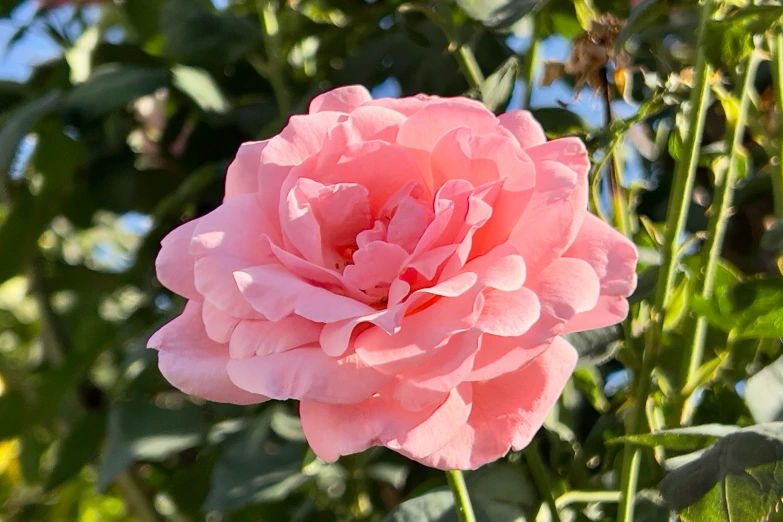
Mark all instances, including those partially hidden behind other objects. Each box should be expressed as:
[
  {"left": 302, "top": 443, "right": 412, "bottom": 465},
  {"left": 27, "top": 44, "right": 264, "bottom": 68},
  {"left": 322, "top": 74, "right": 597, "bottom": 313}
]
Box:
[
  {"left": 62, "top": 66, "right": 170, "bottom": 122},
  {"left": 161, "top": 0, "right": 261, "bottom": 68},
  {"left": 480, "top": 57, "right": 518, "bottom": 113},
  {"left": 609, "top": 424, "right": 740, "bottom": 452},
  {"left": 203, "top": 412, "right": 308, "bottom": 512},
  {"left": 658, "top": 423, "right": 783, "bottom": 522},
  {"left": 0, "top": 90, "right": 60, "bottom": 175},
  {"left": 693, "top": 278, "right": 783, "bottom": 339},
  {"left": 98, "top": 400, "right": 207, "bottom": 490}
]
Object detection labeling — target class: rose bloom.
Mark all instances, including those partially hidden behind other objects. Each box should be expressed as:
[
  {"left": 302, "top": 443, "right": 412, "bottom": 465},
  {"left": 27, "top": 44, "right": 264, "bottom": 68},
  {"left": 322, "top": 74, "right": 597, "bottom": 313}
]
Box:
[{"left": 149, "top": 85, "right": 637, "bottom": 470}]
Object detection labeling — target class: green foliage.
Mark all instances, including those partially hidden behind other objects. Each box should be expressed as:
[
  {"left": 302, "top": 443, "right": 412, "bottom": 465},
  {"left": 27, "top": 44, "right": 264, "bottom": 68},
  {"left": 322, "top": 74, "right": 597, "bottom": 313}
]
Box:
[
  {"left": 659, "top": 423, "right": 783, "bottom": 522},
  {"left": 2, "top": 0, "right": 783, "bottom": 521}
]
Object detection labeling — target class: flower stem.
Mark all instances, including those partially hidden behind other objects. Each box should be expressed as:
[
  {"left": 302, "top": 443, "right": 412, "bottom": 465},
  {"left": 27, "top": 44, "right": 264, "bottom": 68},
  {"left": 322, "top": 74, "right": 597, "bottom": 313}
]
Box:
[
  {"left": 556, "top": 490, "right": 622, "bottom": 510},
  {"left": 615, "top": 1, "right": 714, "bottom": 521},
  {"left": 523, "top": 444, "right": 563, "bottom": 522},
  {"left": 683, "top": 49, "right": 760, "bottom": 403},
  {"left": 445, "top": 470, "right": 477, "bottom": 522},
  {"left": 256, "top": 0, "right": 291, "bottom": 119},
  {"left": 523, "top": 31, "right": 539, "bottom": 109},
  {"left": 770, "top": 30, "right": 783, "bottom": 219}
]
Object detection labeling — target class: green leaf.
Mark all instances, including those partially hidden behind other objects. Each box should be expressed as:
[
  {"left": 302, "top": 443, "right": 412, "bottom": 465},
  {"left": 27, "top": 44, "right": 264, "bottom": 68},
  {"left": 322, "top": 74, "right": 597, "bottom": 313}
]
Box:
[
  {"left": 530, "top": 107, "right": 589, "bottom": 137},
  {"left": 203, "top": 412, "right": 308, "bottom": 512},
  {"left": 467, "top": 463, "right": 539, "bottom": 522},
  {"left": 62, "top": 65, "right": 170, "bottom": 122},
  {"left": 480, "top": 57, "right": 518, "bottom": 112},
  {"left": 98, "top": 400, "right": 206, "bottom": 490},
  {"left": 745, "top": 355, "right": 783, "bottom": 423},
  {"left": 270, "top": 405, "right": 306, "bottom": 442},
  {"left": 564, "top": 325, "right": 622, "bottom": 367},
  {"left": 46, "top": 412, "right": 106, "bottom": 491},
  {"left": 161, "top": 0, "right": 261, "bottom": 67},
  {"left": 616, "top": 0, "right": 669, "bottom": 53},
  {"left": 691, "top": 276, "right": 783, "bottom": 339},
  {"left": 659, "top": 423, "right": 783, "bottom": 522},
  {"left": 456, "top": 0, "right": 550, "bottom": 28},
  {"left": 0, "top": 90, "right": 60, "bottom": 175},
  {"left": 384, "top": 487, "right": 490, "bottom": 522},
  {"left": 609, "top": 424, "right": 741, "bottom": 451},
  {"left": 172, "top": 65, "right": 231, "bottom": 114}
]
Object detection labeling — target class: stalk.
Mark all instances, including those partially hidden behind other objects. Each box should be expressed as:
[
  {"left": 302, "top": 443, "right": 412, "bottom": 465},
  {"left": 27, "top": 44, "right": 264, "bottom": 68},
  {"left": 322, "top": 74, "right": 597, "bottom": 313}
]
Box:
[{"left": 615, "top": 1, "right": 714, "bottom": 520}]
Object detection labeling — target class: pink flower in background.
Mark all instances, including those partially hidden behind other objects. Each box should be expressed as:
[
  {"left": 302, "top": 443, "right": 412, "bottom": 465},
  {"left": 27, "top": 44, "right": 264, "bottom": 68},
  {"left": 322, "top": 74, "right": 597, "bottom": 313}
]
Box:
[{"left": 149, "top": 85, "right": 637, "bottom": 470}]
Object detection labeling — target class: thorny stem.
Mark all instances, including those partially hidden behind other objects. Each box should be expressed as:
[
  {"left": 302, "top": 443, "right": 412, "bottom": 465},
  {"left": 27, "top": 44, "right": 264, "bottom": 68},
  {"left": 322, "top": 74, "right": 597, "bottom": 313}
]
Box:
[
  {"left": 615, "top": 1, "right": 714, "bottom": 521},
  {"left": 770, "top": 30, "right": 783, "bottom": 219},
  {"left": 256, "top": 0, "right": 291, "bottom": 121},
  {"left": 683, "top": 49, "right": 760, "bottom": 408}
]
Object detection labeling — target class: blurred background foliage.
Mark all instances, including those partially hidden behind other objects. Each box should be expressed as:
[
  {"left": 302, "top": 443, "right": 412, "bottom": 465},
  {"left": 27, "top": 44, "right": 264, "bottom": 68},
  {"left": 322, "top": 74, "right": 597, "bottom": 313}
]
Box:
[{"left": 2, "top": 0, "right": 783, "bottom": 521}]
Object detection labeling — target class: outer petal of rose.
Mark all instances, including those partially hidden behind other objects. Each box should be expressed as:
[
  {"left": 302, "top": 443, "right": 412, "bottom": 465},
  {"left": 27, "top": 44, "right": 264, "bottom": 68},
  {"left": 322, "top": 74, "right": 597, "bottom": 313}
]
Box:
[
  {"left": 235, "top": 264, "right": 376, "bottom": 322},
  {"left": 201, "top": 300, "right": 239, "bottom": 343},
  {"left": 224, "top": 140, "right": 265, "bottom": 200},
  {"left": 562, "top": 295, "right": 629, "bottom": 333},
  {"left": 564, "top": 213, "right": 638, "bottom": 296},
  {"left": 525, "top": 137, "right": 590, "bottom": 180},
  {"left": 258, "top": 111, "right": 347, "bottom": 194},
  {"left": 190, "top": 193, "right": 281, "bottom": 262},
  {"left": 365, "top": 94, "right": 487, "bottom": 118},
  {"left": 527, "top": 257, "right": 601, "bottom": 334},
  {"left": 308, "top": 85, "right": 372, "bottom": 114},
  {"left": 156, "top": 219, "right": 200, "bottom": 301},
  {"left": 465, "top": 334, "right": 550, "bottom": 382},
  {"left": 194, "top": 256, "right": 263, "bottom": 319},
  {"left": 508, "top": 159, "right": 588, "bottom": 276},
  {"left": 228, "top": 316, "right": 323, "bottom": 359},
  {"left": 299, "top": 384, "right": 471, "bottom": 462},
  {"left": 412, "top": 336, "right": 577, "bottom": 470},
  {"left": 497, "top": 110, "right": 547, "bottom": 149},
  {"left": 476, "top": 287, "right": 541, "bottom": 337},
  {"left": 226, "top": 349, "right": 390, "bottom": 403},
  {"left": 385, "top": 383, "right": 473, "bottom": 458},
  {"left": 388, "top": 329, "right": 481, "bottom": 411},
  {"left": 325, "top": 105, "right": 407, "bottom": 153},
  {"left": 148, "top": 302, "right": 266, "bottom": 405}
]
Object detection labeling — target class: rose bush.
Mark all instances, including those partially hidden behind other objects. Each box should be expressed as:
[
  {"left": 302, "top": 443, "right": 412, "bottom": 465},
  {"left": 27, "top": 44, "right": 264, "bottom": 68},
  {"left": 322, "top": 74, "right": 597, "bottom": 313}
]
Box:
[{"left": 149, "top": 85, "right": 638, "bottom": 470}]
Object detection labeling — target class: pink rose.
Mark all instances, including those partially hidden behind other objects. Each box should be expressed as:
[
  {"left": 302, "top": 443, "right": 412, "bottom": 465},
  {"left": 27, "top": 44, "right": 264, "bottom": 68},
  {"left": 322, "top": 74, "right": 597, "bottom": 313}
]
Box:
[{"left": 149, "top": 86, "right": 637, "bottom": 470}]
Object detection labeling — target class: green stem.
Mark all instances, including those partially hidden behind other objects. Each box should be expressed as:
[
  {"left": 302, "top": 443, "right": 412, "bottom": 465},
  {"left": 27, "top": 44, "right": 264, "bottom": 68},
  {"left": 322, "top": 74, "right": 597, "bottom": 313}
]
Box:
[
  {"left": 116, "top": 471, "right": 163, "bottom": 522},
  {"left": 683, "top": 49, "right": 760, "bottom": 395},
  {"left": 455, "top": 44, "right": 485, "bottom": 90},
  {"left": 556, "top": 491, "right": 622, "bottom": 510},
  {"left": 523, "top": 32, "right": 539, "bottom": 109},
  {"left": 523, "top": 444, "right": 563, "bottom": 522},
  {"left": 616, "top": 1, "right": 714, "bottom": 520},
  {"left": 445, "top": 470, "right": 477, "bottom": 522},
  {"left": 256, "top": 0, "right": 291, "bottom": 119},
  {"left": 771, "top": 30, "right": 783, "bottom": 219}
]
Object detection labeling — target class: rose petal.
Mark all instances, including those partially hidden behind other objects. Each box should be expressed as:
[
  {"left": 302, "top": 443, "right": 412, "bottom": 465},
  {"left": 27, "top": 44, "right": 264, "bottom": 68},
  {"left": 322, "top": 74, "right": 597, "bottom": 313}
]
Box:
[
  {"left": 309, "top": 85, "right": 372, "bottom": 114},
  {"left": 156, "top": 219, "right": 200, "bottom": 301},
  {"left": 148, "top": 302, "right": 266, "bottom": 404},
  {"left": 497, "top": 110, "right": 546, "bottom": 149},
  {"left": 564, "top": 213, "right": 638, "bottom": 296},
  {"left": 411, "top": 336, "right": 577, "bottom": 470},
  {"left": 224, "top": 140, "right": 265, "bottom": 200},
  {"left": 226, "top": 349, "right": 390, "bottom": 403}
]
